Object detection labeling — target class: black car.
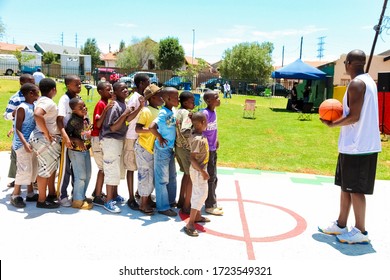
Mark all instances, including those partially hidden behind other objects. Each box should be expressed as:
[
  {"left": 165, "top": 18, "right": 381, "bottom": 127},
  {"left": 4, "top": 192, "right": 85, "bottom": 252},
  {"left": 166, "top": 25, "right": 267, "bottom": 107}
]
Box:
[
  {"left": 204, "top": 78, "right": 228, "bottom": 91},
  {"left": 268, "top": 83, "right": 291, "bottom": 97}
]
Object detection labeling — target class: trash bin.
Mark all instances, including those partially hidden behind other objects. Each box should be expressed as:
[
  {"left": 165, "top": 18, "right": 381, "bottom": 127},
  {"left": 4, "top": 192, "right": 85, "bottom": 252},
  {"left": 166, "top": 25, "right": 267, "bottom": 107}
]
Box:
[{"left": 183, "top": 82, "right": 191, "bottom": 90}]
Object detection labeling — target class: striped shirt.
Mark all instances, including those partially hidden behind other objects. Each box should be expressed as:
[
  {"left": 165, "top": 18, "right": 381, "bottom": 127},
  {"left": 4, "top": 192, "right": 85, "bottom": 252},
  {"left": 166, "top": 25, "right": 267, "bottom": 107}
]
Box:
[{"left": 3, "top": 90, "right": 25, "bottom": 120}]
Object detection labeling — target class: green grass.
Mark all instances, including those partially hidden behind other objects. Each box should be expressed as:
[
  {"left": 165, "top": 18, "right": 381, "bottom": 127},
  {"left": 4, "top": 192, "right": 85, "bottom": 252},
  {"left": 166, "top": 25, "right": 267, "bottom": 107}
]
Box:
[{"left": 1, "top": 79, "right": 389, "bottom": 179}]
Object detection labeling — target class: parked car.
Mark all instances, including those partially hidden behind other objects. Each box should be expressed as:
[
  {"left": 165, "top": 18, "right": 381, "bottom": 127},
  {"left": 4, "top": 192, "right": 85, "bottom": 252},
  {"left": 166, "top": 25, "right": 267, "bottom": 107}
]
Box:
[
  {"left": 268, "top": 83, "right": 291, "bottom": 97},
  {"left": 204, "top": 78, "right": 227, "bottom": 91},
  {"left": 163, "top": 76, "right": 192, "bottom": 90},
  {"left": 120, "top": 71, "right": 159, "bottom": 88},
  {"left": 246, "top": 83, "right": 267, "bottom": 95}
]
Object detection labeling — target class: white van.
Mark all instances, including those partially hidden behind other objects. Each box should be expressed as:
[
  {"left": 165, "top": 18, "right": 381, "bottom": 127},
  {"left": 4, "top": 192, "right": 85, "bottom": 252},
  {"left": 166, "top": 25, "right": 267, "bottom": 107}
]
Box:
[{"left": 0, "top": 54, "right": 19, "bottom": 75}]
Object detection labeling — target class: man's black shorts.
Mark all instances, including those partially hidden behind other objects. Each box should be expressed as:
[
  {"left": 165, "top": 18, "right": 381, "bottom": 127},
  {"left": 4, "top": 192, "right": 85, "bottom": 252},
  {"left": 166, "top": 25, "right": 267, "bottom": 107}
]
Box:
[{"left": 335, "top": 153, "right": 378, "bottom": 194}]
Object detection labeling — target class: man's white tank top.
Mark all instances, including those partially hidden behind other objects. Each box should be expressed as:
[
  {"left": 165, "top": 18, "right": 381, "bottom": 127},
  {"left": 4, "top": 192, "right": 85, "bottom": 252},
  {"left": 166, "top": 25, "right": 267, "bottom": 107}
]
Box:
[{"left": 338, "top": 73, "right": 382, "bottom": 154}]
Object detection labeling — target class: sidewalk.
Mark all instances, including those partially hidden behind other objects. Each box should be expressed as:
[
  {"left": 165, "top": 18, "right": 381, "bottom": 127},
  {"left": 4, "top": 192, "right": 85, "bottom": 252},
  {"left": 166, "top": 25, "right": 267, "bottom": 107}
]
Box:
[{"left": 0, "top": 150, "right": 389, "bottom": 279}]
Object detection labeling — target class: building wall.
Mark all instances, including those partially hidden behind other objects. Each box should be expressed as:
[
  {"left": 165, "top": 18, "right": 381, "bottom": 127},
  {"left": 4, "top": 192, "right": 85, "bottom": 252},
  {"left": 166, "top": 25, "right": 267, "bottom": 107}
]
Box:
[{"left": 333, "top": 54, "right": 390, "bottom": 86}]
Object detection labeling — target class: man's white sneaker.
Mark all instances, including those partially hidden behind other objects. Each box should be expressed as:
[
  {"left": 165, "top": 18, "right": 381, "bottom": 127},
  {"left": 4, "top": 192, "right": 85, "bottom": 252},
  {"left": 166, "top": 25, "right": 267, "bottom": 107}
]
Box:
[
  {"left": 60, "top": 197, "right": 72, "bottom": 207},
  {"left": 336, "top": 227, "right": 370, "bottom": 244},
  {"left": 318, "top": 221, "right": 348, "bottom": 235}
]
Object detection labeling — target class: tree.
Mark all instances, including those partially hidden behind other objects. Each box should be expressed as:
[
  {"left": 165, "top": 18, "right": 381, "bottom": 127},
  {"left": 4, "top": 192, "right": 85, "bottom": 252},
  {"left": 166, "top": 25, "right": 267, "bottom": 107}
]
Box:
[
  {"left": 42, "top": 51, "right": 58, "bottom": 64},
  {"left": 80, "top": 38, "right": 102, "bottom": 70},
  {"left": 13, "top": 50, "right": 36, "bottom": 69},
  {"left": 157, "top": 37, "right": 185, "bottom": 70},
  {"left": 130, "top": 37, "right": 158, "bottom": 69},
  {"left": 119, "top": 40, "right": 126, "bottom": 52},
  {"left": 0, "top": 17, "right": 5, "bottom": 40},
  {"left": 116, "top": 47, "right": 138, "bottom": 69},
  {"left": 219, "top": 42, "right": 274, "bottom": 84},
  {"left": 176, "top": 57, "right": 209, "bottom": 82}
]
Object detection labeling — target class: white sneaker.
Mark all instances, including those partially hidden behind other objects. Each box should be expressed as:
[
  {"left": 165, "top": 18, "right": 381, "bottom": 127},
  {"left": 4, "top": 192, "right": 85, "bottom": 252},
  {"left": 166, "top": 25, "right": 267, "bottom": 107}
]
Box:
[
  {"left": 318, "top": 221, "right": 348, "bottom": 235},
  {"left": 337, "top": 227, "right": 370, "bottom": 244},
  {"left": 60, "top": 197, "right": 72, "bottom": 207}
]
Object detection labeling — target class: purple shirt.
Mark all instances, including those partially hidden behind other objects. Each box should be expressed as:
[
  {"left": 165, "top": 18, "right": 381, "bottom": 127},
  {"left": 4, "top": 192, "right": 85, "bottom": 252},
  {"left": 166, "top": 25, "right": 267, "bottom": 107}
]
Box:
[{"left": 202, "top": 108, "right": 217, "bottom": 151}]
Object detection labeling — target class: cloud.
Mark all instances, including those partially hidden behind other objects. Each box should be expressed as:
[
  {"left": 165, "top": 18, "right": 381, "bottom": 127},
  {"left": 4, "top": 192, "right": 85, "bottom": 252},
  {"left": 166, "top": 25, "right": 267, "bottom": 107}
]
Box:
[{"left": 252, "top": 25, "right": 328, "bottom": 39}]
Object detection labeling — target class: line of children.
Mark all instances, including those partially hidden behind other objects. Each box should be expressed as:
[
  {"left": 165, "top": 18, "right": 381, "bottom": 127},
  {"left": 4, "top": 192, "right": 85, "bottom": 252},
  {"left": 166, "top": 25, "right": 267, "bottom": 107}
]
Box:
[{"left": 7, "top": 76, "right": 225, "bottom": 234}]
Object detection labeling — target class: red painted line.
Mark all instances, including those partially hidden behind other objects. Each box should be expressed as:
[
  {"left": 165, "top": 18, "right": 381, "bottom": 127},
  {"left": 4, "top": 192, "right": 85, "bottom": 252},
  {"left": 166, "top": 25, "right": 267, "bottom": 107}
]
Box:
[{"left": 235, "top": 180, "right": 256, "bottom": 260}]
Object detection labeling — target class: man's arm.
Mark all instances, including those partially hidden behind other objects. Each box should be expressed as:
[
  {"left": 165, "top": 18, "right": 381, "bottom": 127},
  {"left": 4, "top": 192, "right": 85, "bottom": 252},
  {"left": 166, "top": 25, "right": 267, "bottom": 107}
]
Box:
[{"left": 323, "top": 79, "right": 365, "bottom": 128}]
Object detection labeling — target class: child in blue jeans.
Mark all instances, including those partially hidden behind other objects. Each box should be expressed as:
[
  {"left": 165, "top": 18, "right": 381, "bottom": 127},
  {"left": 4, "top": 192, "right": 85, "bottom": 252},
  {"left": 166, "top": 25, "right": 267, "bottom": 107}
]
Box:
[
  {"left": 65, "top": 98, "right": 93, "bottom": 210},
  {"left": 149, "top": 87, "right": 179, "bottom": 217}
]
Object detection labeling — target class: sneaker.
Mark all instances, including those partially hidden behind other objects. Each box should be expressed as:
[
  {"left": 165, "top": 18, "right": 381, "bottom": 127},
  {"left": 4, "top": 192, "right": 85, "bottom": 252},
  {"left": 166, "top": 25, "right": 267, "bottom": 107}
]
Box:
[
  {"left": 205, "top": 207, "right": 224, "bottom": 216},
  {"left": 127, "top": 199, "right": 140, "bottom": 210},
  {"left": 46, "top": 194, "right": 58, "bottom": 203},
  {"left": 36, "top": 200, "right": 60, "bottom": 209},
  {"left": 26, "top": 193, "right": 39, "bottom": 202},
  {"left": 72, "top": 200, "right": 93, "bottom": 210},
  {"left": 104, "top": 200, "right": 121, "bottom": 213},
  {"left": 113, "top": 194, "right": 125, "bottom": 204},
  {"left": 337, "top": 227, "right": 370, "bottom": 244},
  {"left": 318, "top": 221, "right": 348, "bottom": 235},
  {"left": 10, "top": 196, "right": 26, "bottom": 208},
  {"left": 93, "top": 195, "right": 106, "bottom": 207},
  {"left": 59, "top": 197, "right": 72, "bottom": 207}
]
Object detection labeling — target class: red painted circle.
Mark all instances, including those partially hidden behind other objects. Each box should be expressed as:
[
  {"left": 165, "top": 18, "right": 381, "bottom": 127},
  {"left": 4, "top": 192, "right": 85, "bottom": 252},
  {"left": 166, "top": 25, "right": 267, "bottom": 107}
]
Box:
[{"left": 180, "top": 198, "right": 307, "bottom": 242}]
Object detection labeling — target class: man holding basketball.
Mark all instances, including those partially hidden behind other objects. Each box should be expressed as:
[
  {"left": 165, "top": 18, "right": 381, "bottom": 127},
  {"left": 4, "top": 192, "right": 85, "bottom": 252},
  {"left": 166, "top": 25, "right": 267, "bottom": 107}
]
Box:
[{"left": 318, "top": 49, "right": 381, "bottom": 244}]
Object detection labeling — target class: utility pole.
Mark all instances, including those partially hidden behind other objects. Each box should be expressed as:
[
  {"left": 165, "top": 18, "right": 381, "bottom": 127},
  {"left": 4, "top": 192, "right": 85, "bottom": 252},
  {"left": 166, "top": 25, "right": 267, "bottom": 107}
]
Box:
[
  {"left": 61, "top": 32, "right": 64, "bottom": 46},
  {"left": 299, "top": 36, "right": 303, "bottom": 59},
  {"left": 75, "top": 33, "right": 78, "bottom": 48},
  {"left": 366, "top": 0, "right": 388, "bottom": 73},
  {"left": 317, "top": 36, "right": 326, "bottom": 60},
  {"left": 192, "top": 29, "right": 195, "bottom": 65},
  {"left": 282, "top": 46, "right": 285, "bottom": 67}
]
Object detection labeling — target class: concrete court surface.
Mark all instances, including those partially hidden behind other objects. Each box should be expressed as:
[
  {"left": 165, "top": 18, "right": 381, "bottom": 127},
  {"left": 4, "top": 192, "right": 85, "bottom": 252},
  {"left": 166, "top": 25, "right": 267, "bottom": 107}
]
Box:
[{"left": 0, "top": 150, "right": 389, "bottom": 280}]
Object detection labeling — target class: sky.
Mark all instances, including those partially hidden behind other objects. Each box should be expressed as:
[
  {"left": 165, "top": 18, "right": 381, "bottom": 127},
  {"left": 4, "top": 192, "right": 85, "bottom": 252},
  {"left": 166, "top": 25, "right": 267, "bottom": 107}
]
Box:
[{"left": 1, "top": 0, "right": 389, "bottom": 66}]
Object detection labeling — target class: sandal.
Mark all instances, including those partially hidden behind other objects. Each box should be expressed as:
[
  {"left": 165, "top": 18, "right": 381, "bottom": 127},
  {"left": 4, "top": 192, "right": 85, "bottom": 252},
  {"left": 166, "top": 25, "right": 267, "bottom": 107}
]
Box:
[
  {"left": 183, "top": 226, "right": 199, "bottom": 237},
  {"left": 195, "top": 216, "right": 210, "bottom": 223},
  {"left": 140, "top": 208, "right": 154, "bottom": 216}
]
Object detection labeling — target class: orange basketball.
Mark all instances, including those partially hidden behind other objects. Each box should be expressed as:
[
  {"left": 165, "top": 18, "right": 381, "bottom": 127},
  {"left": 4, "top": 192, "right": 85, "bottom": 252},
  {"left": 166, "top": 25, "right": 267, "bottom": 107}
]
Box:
[{"left": 319, "top": 99, "right": 343, "bottom": 121}]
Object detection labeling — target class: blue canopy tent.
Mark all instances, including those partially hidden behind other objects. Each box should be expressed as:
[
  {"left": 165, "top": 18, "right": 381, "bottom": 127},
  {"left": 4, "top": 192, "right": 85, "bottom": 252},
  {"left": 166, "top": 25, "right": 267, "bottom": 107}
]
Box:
[
  {"left": 272, "top": 58, "right": 326, "bottom": 80},
  {"left": 271, "top": 59, "right": 327, "bottom": 109}
]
